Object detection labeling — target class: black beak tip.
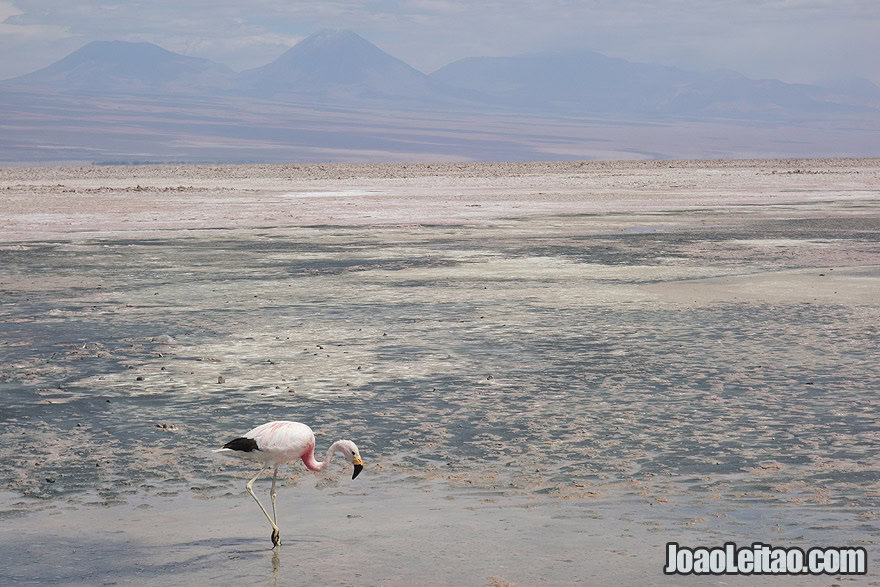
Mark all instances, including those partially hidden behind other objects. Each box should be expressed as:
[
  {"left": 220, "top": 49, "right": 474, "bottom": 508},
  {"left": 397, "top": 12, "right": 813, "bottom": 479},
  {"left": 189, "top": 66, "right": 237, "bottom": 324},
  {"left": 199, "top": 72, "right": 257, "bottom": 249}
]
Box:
[{"left": 352, "top": 464, "right": 363, "bottom": 479}]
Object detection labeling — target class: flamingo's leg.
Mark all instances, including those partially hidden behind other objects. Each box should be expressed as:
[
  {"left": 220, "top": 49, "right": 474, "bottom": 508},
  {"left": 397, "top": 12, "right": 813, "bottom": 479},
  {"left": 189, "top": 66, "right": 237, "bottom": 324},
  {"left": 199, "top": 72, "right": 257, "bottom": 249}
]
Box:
[
  {"left": 270, "top": 466, "right": 279, "bottom": 524},
  {"left": 246, "top": 464, "right": 281, "bottom": 547}
]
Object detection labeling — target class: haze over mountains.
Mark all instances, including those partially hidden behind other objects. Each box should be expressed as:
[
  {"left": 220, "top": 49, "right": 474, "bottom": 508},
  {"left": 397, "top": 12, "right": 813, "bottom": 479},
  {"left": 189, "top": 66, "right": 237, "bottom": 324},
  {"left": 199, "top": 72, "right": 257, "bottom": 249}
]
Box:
[
  {"left": 236, "top": 29, "right": 466, "bottom": 106},
  {"left": 8, "top": 40, "right": 236, "bottom": 94},
  {"left": 1, "top": 29, "right": 878, "bottom": 164}
]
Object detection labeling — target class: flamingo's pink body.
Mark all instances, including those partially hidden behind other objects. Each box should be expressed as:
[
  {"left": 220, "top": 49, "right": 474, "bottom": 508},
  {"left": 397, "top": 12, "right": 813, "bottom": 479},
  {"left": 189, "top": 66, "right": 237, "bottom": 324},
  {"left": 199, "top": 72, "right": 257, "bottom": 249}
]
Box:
[
  {"left": 243, "top": 421, "right": 318, "bottom": 467},
  {"left": 216, "top": 420, "right": 363, "bottom": 547}
]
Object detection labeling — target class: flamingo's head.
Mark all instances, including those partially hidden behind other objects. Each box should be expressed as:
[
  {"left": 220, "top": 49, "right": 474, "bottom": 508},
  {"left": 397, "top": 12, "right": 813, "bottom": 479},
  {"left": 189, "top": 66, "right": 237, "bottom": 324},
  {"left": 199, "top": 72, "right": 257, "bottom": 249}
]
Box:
[{"left": 337, "top": 440, "right": 364, "bottom": 479}]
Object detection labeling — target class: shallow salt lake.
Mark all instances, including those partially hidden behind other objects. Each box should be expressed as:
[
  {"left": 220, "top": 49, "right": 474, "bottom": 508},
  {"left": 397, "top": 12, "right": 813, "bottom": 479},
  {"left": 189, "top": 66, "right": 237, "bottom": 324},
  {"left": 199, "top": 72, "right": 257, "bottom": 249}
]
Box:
[{"left": 1, "top": 163, "right": 878, "bottom": 584}]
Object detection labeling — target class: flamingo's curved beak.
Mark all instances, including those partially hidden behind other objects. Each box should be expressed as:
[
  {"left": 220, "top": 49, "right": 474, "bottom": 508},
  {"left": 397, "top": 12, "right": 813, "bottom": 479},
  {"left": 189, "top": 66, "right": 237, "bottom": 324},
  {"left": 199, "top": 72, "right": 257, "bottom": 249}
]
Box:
[{"left": 352, "top": 456, "right": 364, "bottom": 479}]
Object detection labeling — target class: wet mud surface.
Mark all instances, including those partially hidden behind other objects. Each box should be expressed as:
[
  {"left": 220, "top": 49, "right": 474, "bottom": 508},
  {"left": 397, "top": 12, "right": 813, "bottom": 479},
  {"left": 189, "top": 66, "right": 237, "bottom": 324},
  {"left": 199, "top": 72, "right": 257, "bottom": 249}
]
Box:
[{"left": 0, "top": 159, "right": 878, "bottom": 584}]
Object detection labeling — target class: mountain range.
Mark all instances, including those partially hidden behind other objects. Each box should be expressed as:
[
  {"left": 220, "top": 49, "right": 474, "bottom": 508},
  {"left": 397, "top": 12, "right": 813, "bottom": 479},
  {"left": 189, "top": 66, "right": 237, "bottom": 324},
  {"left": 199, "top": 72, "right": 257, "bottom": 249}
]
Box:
[
  {"left": 1, "top": 29, "right": 879, "bottom": 163},
  {"left": 8, "top": 29, "right": 880, "bottom": 117}
]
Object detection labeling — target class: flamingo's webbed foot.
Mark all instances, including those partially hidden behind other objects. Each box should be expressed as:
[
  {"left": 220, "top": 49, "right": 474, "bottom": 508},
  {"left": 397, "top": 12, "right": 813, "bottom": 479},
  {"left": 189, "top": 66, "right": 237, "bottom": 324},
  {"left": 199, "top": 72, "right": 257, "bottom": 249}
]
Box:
[{"left": 271, "top": 527, "right": 281, "bottom": 547}]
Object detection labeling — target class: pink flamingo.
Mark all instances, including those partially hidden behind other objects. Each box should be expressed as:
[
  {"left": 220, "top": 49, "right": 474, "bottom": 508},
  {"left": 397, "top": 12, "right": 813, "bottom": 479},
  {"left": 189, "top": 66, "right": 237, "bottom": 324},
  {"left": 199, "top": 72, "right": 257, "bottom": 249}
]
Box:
[{"left": 215, "top": 420, "right": 364, "bottom": 547}]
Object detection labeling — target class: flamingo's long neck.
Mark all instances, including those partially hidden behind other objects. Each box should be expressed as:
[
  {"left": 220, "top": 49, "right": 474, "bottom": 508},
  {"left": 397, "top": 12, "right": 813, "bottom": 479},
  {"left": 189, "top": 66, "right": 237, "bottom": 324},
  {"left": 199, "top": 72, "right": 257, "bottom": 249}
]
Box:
[{"left": 301, "top": 440, "right": 339, "bottom": 472}]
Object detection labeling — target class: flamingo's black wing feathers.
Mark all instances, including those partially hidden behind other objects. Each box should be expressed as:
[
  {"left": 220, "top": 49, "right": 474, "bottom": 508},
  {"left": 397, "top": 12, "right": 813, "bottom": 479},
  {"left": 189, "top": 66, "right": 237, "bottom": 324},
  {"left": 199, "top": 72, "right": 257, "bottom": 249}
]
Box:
[{"left": 223, "top": 437, "right": 260, "bottom": 452}]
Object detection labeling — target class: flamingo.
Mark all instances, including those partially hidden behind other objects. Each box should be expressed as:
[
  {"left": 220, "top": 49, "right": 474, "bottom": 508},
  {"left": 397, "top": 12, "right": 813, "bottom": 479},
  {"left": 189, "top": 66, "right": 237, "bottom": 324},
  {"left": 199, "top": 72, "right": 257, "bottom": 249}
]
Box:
[{"left": 215, "top": 420, "right": 364, "bottom": 548}]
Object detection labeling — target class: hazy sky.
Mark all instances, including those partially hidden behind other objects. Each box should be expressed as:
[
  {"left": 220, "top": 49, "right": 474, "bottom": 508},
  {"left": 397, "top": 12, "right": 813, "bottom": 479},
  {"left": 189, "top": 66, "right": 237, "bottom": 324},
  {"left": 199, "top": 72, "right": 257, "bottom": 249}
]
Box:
[{"left": 1, "top": 0, "right": 878, "bottom": 84}]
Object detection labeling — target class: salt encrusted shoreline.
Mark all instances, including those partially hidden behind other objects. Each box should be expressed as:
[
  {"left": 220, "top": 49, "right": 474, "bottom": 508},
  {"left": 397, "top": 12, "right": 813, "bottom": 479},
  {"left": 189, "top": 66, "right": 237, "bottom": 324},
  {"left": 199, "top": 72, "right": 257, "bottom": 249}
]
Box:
[{"left": 2, "top": 158, "right": 878, "bottom": 241}]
